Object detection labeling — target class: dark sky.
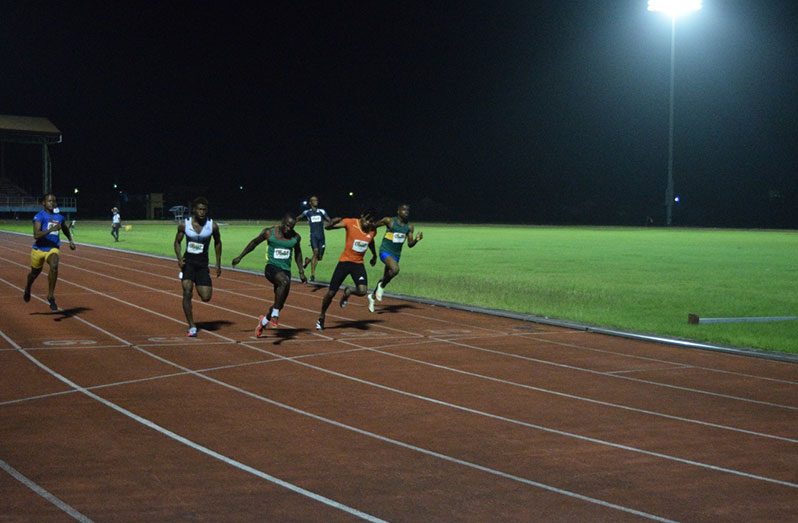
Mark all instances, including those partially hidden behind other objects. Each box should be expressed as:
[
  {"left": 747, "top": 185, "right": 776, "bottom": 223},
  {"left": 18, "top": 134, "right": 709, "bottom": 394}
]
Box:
[{"left": 2, "top": 1, "right": 796, "bottom": 226}]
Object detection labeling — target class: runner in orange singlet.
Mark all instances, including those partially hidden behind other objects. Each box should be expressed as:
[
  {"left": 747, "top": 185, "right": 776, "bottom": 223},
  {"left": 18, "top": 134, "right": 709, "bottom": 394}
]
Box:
[{"left": 315, "top": 208, "right": 378, "bottom": 331}]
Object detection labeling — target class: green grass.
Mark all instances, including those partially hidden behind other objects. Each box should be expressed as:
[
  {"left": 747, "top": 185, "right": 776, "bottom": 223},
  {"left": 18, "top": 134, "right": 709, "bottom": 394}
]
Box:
[{"left": 3, "top": 220, "right": 797, "bottom": 354}]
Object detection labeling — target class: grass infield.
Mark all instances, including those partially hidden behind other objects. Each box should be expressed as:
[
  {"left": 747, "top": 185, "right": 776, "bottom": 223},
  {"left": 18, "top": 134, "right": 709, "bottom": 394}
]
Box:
[{"left": 3, "top": 219, "right": 796, "bottom": 355}]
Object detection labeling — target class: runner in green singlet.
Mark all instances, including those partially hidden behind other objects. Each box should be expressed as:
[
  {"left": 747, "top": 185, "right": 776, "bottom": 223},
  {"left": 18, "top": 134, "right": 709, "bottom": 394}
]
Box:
[
  {"left": 368, "top": 203, "right": 423, "bottom": 312},
  {"left": 232, "top": 213, "right": 307, "bottom": 337}
]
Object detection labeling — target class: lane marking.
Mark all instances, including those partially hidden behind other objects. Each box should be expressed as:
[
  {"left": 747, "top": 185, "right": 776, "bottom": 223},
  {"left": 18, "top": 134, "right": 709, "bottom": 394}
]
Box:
[
  {"left": 2, "top": 252, "right": 796, "bottom": 492},
  {"left": 0, "top": 328, "right": 387, "bottom": 523},
  {"left": 1, "top": 458, "right": 94, "bottom": 522}
]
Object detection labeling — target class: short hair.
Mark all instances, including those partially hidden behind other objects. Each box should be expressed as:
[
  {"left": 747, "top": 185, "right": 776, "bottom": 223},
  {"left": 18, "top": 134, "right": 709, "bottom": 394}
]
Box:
[
  {"left": 41, "top": 193, "right": 56, "bottom": 202},
  {"left": 192, "top": 197, "right": 209, "bottom": 208}
]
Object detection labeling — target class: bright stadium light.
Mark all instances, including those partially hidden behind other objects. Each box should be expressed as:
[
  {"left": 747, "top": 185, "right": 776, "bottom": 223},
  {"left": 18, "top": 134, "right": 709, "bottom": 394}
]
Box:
[
  {"left": 647, "top": 0, "right": 702, "bottom": 17},
  {"left": 648, "top": 0, "right": 702, "bottom": 226}
]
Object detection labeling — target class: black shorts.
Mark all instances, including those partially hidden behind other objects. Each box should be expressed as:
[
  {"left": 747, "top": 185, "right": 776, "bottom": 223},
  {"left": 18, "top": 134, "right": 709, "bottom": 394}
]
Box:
[
  {"left": 182, "top": 261, "right": 212, "bottom": 287},
  {"left": 328, "top": 261, "right": 367, "bottom": 293},
  {"left": 264, "top": 264, "right": 291, "bottom": 287},
  {"left": 310, "top": 232, "right": 326, "bottom": 257}
]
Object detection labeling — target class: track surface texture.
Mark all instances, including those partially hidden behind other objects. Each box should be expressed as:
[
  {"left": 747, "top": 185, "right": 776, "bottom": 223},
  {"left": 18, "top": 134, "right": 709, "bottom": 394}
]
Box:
[{"left": 1, "top": 232, "right": 796, "bottom": 522}]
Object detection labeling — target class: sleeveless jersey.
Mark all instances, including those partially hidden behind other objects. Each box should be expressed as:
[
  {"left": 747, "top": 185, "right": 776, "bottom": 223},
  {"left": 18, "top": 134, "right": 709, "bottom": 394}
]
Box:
[
  {"left": 266, "top": 226, "right": 300, "bottom": 271},
  {"left": 183, "top": 217, "right": 214, "bottom": 266},
  {"left": 301, "top": 208, "right": 329, "bottom": 236},
  {"left": 379, "top": 217, "right": 411, "bottom": 257}
]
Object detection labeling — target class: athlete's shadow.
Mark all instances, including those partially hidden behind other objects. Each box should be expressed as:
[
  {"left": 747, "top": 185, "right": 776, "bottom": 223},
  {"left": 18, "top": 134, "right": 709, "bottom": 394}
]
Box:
[
  {"left": 32, "top": 307, "right": 92, "bottom": 321},
  {"left": 327, "top": 319, "right": 383, "bottom": 330},
  {"left": 305, "top": 283, "right": 328, "bottom": 293},
  {"left": 268, "top": 328, "right": 310, "bottom": 345},
  {"left": 195, "top": 320, "right": 234, "bottom": 332},
  {"left": 376, "top": 304, "right": 418, "bottom": 314}
]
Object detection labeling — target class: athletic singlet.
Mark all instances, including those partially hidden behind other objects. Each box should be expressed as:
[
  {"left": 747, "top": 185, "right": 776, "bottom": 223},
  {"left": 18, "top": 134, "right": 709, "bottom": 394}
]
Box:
[
  {"left": 266, "top": 226, "right": 300, "bottom": 272},
  {"left": 32, "top": 210, "right": 64, "bottom": 251},
  {"left": 338, "top": 218, "right": 375, "bottom": 264},
  {"left": 301, "top": 208, "right": 329, "bottom": 236},
  {"left": 379, "top": 217, "right": 411, "bottom": 257},
  {"left": 183, "top": 217, "right": 214, "bottom": 266}
]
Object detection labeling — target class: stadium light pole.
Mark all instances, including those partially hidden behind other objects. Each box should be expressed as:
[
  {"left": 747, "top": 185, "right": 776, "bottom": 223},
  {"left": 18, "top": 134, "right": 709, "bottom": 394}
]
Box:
[{"left": 647, "top": 0, "right": 702, "bottom": 226}]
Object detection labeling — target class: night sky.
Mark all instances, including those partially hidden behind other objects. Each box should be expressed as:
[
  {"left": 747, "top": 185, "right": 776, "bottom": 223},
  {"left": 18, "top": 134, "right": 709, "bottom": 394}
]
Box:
[{"left": 2, "top": 1, "right": 796, "bottom": 226}]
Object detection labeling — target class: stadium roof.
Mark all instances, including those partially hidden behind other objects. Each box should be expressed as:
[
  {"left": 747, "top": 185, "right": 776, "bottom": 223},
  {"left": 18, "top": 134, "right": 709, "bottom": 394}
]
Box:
[{"left": 0, "top": 114, "right": 62, "bottom": 144}]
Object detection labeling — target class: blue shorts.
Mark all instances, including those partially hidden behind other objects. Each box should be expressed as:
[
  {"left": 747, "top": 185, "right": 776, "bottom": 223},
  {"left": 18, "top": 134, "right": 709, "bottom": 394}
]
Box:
[{"left": 379, "top": 251, "right": 399, "bottom": 264}]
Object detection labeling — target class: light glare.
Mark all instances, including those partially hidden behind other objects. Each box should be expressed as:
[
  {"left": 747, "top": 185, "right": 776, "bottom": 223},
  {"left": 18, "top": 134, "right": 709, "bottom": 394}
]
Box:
[{"left": 647, "top": 0, "right": 702, "bottom": 17}]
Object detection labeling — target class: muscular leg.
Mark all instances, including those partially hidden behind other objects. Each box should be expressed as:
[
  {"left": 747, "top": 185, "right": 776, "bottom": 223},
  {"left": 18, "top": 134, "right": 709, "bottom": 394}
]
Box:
[
  {"left": 182, "top": 279, "right": 196, "bottom": 328},
  {"left": 272, "top": 272, "right": 291, "bottom": 310},
  {"left": 380, "top": 257, "right": 400, "bottom": 288},
  {"left": 352, "top": 284, "right": 369, "bottom": 297},
  {"left": 24, "top": 267, "right": 42, "bottom": 302},
  {"left": 319, "top": 288, "right": 336, "bottom": 321},
  {"left": 46, "top": 253, "right": 61, "bottom": 300},
  {"left": 310, "top": 247, "right": 320, "bottom": 278}
]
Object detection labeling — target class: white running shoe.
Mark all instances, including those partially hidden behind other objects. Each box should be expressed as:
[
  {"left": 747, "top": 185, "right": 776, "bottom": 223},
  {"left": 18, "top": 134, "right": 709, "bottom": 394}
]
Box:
[
  {"left": 375, "top": 282, "right": 384, "bottom": 301},
  {"left": 367, "top": 293, "right": 375, "bottom": 313}
]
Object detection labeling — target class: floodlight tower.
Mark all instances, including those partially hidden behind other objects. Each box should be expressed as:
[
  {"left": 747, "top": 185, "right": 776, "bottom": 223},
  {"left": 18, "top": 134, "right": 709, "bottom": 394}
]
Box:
[{"left": 648, "top": 0, "right": 702, "bottom": 226}]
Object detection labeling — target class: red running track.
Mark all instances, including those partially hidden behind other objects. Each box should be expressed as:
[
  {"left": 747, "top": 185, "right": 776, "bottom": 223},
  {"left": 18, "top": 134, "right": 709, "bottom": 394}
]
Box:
[{"left": 1, "top": 231, "right": 796, "bottom": 521}]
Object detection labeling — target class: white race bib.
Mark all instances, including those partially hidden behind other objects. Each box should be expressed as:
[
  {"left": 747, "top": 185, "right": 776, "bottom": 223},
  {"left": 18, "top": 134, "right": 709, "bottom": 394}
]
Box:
[
  {"left": 392, "top": 232, "right": 406, "bottom": 244},
  {"left": 352, "top": 239, "right": 369, "bottom": 253},
  {"left": 273, "top": 248, "right": 291, "bottom": 259},
  {"left": 187, "top": 241, "right": 204, "bottom": 254},
  {"left": 310, "top": 215, "right": 322, "bottom": 223}
]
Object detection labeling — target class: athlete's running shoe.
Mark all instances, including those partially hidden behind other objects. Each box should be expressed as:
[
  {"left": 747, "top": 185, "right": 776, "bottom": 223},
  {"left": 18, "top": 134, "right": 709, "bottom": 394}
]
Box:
[
  {"left": 339, "top": 293, "right": 348, "bottom": 308},
  {"left": 375, "top": 281, "right": 384, "bottom": 302},
  {"left": 23, "top": 287, "right": 31, "bottom": 302},
  {"left": 367, "top": 293, "right": 375, "bottom": 313},
  {"left": 315, "top": 317, "right": 324, "bottom": 331},
  {"left": 255, "top": 314, "right": 267, "bottom": 337},
  {"left": 186, "top": 326, "right": 198, "bottom": 337},
  {"left": 48, "top": 297, "right": 58, "bottom": 311}
]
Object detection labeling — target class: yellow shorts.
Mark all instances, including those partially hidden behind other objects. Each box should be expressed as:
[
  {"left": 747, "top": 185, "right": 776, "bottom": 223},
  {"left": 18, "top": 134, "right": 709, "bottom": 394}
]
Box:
[{"left": 31, "top": 248, "right": 59, "bottom": 270}]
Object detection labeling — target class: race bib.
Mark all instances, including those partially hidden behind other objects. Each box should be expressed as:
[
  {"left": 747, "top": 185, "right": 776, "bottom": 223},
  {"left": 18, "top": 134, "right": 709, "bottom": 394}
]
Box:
[
  {"left": 310, "top": 215, "right": 322, "bottom": 223},
  {"left": 273, "top": 248, "right": 291, "bottom": 259},
  {"left": 352, "top": 239, "right": 369, "bottom": 253},
  {"left": 392, "top": 232, "right": 406, "bottom": 244},
  {"left": 187, "top": 241, "right": 204, "bottom": 254}
]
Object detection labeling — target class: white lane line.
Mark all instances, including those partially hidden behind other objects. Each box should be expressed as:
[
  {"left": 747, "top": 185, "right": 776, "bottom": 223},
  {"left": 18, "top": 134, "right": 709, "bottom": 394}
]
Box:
[
  {"left": 3, "top": 241, "right": 792, "bottom": 389},
  {"left": 0, "top": 458, "right": 94, "bottom": 522},
  {"left": 430, "top": 335, "right": 798, "bottom": 411},
  {"left": 4, "top": 256, "right": 797, "bottom": 487},
  {"left": 9, "top": 245, "right": 791, "bottom": 400},
  {"left": 0, "top": 328, "right": 387, "bottom": 523},
  {"left": 0, "top": 269, "right": 681, "bottom": 519},
  {"left": 362, "top": 346, "right": 798, "bottom": 443},
  {"left": 0, "top": 344, "right": 373, "bottom": 407},
  {"left": 515, "top": 333, "right": 798, "bottom": 386},
  {"left": 47, "top": 320, "right": 677, "bottom": 522}
]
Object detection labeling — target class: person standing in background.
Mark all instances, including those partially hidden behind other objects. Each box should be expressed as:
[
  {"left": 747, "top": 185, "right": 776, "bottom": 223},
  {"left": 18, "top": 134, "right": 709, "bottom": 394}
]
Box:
[{"left": 111, "top": 207, "right": 121, "bottom": 242}]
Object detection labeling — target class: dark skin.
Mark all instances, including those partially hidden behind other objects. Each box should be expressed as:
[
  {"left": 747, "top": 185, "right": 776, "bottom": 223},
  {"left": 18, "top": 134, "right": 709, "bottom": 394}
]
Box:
[
  {"left": 24, "top": 194, "right": 76, "bottom": 302},
  {"left": 317, "top": 213, "right": 377, "bottom": 323},
  {"left": 295, "top": 196, "right": 331, "bottom": 280},
  {"left": 372, "top": 204, "right": 423, "bottom": 293},
  {"left": 173, "top": 202, "right": 222, "bottom": 329},
  {"left": 232, "top": 215, "right": 307, "bottom": 311}
]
